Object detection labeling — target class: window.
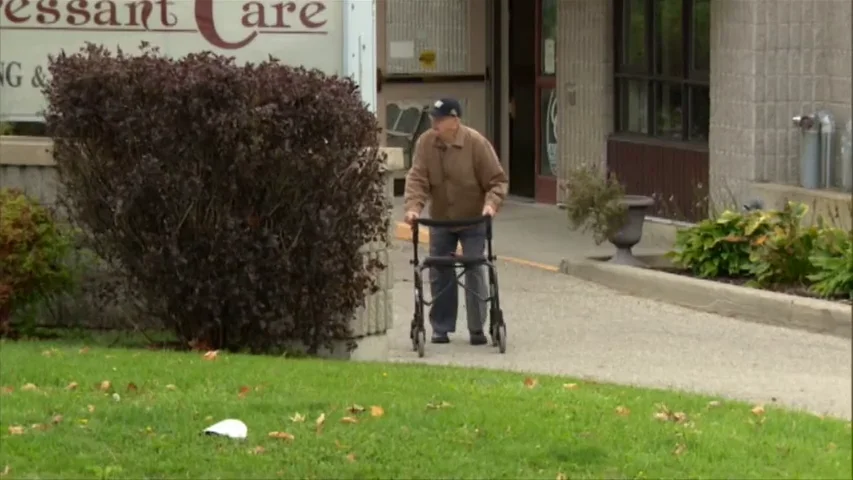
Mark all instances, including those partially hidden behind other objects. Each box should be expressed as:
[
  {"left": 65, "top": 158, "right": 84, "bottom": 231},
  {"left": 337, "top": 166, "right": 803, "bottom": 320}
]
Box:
[
  {"left": 614, "top": 0, "right": 710, "bottom": 142},
  {"left": 540, "top": 0, "right": 557, "bottom": 76}
]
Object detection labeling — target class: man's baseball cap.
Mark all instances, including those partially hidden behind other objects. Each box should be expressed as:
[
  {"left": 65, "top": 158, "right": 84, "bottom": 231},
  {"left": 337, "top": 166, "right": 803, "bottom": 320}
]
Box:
[{"left": 429, "top": 98, "right": 462, "bottom": 119}]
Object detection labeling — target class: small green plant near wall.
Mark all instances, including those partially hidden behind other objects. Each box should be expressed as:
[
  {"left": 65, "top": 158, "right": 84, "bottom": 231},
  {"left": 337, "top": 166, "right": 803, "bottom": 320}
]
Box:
[
  {"left": 746, "top": 202, "right": 821, "bottom": 287},
  {"left": 668, "top": 201, "right": 853, "bottom": 301},
  {"left": 0, "top": 189, "right": 76, "bottom": 337},
  {"left": 0, "top": 122, "right": 13, "bottom": 136},
  {"left": 667, "top": 209, "right": 774, "bottom": 278},
  {"left": 808, "top": 228, "right": 853, "bottom": 300}
]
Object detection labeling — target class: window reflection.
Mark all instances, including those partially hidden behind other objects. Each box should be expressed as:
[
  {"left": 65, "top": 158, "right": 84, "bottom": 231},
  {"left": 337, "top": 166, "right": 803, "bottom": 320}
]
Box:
[
  {"left": 622, "top": 0, "right": 646, "bottom": 70},
  {"left": 540, "top": 0, "right": 557, "bottom": 75},
  {"left": 614, "top": 0, "right": 709, "bottom": 143},
  {"left": 692, "top": 0, "right": 710, "bottom": 73},
  {"left": 655, "top": 0, "right": 683, "bottom": 77},
  {"left": 619, "top": 80, "right": 649, "bottom": 134},
  {"left": 655, "top": 83, "right": 683, "bottom": 140}
]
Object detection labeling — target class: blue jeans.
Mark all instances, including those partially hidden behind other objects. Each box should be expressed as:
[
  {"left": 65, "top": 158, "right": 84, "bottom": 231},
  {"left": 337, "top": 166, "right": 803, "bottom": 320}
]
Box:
[{"left": 428, "top": 225, "right": 488, "bottom": 334}]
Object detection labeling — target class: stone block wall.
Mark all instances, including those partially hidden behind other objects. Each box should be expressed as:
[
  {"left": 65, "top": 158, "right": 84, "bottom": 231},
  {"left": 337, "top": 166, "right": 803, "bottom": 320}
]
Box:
[
  {"left": 710, "top": 0, "right": 852, "bottom": 207},
  {"left": 555, "top": 0, "right": 614, "bottom": 203}
]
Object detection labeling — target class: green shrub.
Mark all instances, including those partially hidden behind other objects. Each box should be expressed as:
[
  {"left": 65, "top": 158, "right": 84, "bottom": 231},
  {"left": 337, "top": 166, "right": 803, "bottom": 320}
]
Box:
[
  {"left": 668, "top": 209, "right": 774, "bottom": 278},
  {"left": 561, "top": 162, "right": 627, "bottom": 245},
  {"left": 0, "top": 189, "right": 75, "bottom": 336},
  {"left": 747, "top": 202, "right": 820, "bottom": 287},
  {"left": 808, "top": 228, "right": 853, "bottom": 300}
]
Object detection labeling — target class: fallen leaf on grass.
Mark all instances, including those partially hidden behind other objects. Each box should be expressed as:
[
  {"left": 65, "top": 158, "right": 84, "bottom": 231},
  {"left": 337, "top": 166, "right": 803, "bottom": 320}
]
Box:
[
  {"left": 51, "top": 415, "right": 63, "bottom": 424},
  {"left": 78, "top": 347, "right": 90, "bottom": 354},
  {"left": 653, "top": 404, "right": 688, "bottom": 423},
  {"left": 562, "top": 383, "right": 578, "bottom": 390},
  {"left": 707, "top": 400, "right": 721, "bottom": 408},
  {"left": 370, "top": 405, "right": 385, "bottom": 418},
  {"left": 0, "top": 465, "right": 9, "bottom": 477},
  {"left": 751, "top": 405, "right": 765, "bottom": 416},
  {"left": 21, "top": 383, "right": 38, "bottom": 392},
  {"left": 268, "top": 431, "right": 295, "bottom": 441},
  {"left": 112, "top": 393, "right": 121, "bottom": 402},
  {"left": 8, "top": 426, "right": 24, "bottom": 435},
  {"left": 347, "top": 404, "right": 365, "bottom": 414},
  {"left": 340, "top": 416, "right": 359, "bottom": 424},
  {"left": 290, "top": 413, "right": 305, "bottom": 423},
  {"left": 556, "top": 473, "right": 567, "bottom": 480},
  {"left": 523, "top": 377, "right": 538, "bottom": 388},
  {"left": 99, "top": 381, "right": 112, "bottom": 392},
  {"left": 87, "top": 405, "right": 95, "bottom": 413},
  {"left": 165, "top": 384, "right": 177, "bottom": 391},
  {"left": 127, "top": 383, "right": 138, "bottom": 393},
  {"left": 315, "top": 413, "right": 326, "bottom": 433},
  {"left": 673, "top": 443, "right": 687, "bottom": 456},
  {"left": 203, "top": 350, "right": 219, "bottom": 361},
  {"left": 345, "top": 453, "right": 357, "bottom": 463},
  {"left": 615, "top": 406, "right": 631, "bottom": 417},
  {"left": 426, "top": 401, "right": 452, "bottom": 410},
  {"left": 66, "top": 382, "right": 78, "bottom": 391},
  {"left": 250, "top": 446, "right": 266, "bottom": 455},
  {"left": 78, "top": 419, "right": 88, "bottom": 425},
  {"left": 31, "top": 423, "right": 48, "bottom": 431},
  {"left": 0, "top": 386, "right": 13, "bottom": 395},
  {"left": 238, "top": 386, "right": 250, "bottom": 398}
]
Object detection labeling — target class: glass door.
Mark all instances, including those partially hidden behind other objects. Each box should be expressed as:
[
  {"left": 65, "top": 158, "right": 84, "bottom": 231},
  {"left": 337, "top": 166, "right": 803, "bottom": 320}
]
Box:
[{"left": 534, "top": 0, "right": 558, "bottom": 203}]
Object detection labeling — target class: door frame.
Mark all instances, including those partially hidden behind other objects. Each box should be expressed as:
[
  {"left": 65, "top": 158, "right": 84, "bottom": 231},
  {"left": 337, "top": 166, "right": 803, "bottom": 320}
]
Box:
[{"left": 533, "top": 0, "right": 557, "bottom": 204}]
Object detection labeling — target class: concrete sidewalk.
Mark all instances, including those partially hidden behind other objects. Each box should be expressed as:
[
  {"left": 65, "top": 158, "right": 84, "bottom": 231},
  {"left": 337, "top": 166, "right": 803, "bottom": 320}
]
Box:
[
  {"left": 385, "top": 242, "right": 853, "bottom": 420},
  {"left": 391, "top": 197, "right": 679, "bottom": 268}
]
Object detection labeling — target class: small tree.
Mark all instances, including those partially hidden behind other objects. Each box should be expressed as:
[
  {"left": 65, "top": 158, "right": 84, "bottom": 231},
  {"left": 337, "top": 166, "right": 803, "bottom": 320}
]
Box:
[{"left": 44, "top": 44, "right": 388, "bottom": 353}]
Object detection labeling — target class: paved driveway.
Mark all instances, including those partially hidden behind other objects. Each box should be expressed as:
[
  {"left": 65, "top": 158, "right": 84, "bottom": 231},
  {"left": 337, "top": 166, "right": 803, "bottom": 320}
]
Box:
[{"left": 385, "top": 242, "right": 853, "bottom": 420}]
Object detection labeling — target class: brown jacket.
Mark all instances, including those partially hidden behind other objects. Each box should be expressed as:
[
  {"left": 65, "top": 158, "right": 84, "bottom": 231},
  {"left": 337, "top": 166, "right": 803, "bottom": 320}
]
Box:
[{"left": 403, "top": 125, "right": 508, "bottom": 220}]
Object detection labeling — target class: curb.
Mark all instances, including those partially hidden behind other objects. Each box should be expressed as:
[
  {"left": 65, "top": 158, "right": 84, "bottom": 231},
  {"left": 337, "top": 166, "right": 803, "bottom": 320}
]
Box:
[
  {"left": 559, "top": 257, "right": 852, "bottom": 339},
  {"left": 393, "top": 222, "right": 559, "bottom": 272}
]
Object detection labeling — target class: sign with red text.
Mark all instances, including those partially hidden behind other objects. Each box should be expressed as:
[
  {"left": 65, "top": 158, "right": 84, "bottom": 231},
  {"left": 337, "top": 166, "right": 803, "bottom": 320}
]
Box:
[{"left": 0, "top": 0, "right": 343, "bottom": 121}]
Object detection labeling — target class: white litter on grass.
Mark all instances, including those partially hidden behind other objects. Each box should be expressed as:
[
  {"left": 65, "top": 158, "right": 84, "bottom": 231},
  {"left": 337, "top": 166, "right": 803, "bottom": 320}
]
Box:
[{"left": 203, "top": 419, "right": 247, "bottom": 439}]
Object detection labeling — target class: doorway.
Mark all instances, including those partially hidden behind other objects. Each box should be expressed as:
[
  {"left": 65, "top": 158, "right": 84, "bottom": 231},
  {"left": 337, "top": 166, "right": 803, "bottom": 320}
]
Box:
[{"left": 507, "top": 0, "right": 536, "bottom": 199}]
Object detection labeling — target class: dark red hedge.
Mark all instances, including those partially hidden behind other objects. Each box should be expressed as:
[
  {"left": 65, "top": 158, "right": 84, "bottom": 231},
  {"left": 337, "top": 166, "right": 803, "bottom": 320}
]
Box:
[{"left": 44, "top": 43, "right": 388, "bottom": 354}]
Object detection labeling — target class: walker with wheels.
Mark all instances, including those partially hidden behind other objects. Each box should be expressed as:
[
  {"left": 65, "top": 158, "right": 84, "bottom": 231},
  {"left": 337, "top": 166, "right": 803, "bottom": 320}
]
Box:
[{"left": 408, "top": 216, "right": 507, "bottom": 357}]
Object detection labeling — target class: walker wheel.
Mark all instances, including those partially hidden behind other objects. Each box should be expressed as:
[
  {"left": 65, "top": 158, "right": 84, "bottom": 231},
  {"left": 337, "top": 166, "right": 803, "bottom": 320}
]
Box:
[
  {"left": 410, "top": 321, "right": 419, "bottom": 351},
  {"left": 497, "top": 324, "right": 507, "bottom": 354},
  {"left": 416, "top": 330, "right": 426, "bottom": 358}
]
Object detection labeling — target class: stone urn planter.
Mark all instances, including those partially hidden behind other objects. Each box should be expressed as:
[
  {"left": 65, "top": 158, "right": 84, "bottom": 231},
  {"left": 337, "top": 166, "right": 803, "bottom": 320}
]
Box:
[
  {"left": 607, "top": 195, "right": 655, "bottom": 266},
  {"left": 561, "top": 162, "right": 656, "bottom": 267}
]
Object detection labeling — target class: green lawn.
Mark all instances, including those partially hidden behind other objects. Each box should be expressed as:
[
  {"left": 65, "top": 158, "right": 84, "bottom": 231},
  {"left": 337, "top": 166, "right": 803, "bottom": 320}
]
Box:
[{"left": 0, "top": 341, "right": 850, "bottom": 479}]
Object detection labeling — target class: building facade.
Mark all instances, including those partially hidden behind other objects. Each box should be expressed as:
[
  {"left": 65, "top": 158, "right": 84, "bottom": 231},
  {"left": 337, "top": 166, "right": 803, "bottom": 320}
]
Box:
[{"left": 377, "top": 0, "right": 852, "bottom": 222}]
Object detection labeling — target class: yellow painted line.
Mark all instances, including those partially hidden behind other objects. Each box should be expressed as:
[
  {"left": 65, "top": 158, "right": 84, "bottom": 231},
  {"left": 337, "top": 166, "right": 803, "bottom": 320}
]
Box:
[
  {"left": 499, "top": 256, "right": 560, "bottom": 272},
  {"left": 393, "top": 222, "right": 559, "bottom": 272}
]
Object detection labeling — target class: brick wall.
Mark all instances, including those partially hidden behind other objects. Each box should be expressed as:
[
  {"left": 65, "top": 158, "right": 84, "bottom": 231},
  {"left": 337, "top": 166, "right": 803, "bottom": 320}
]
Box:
[{"left": 710, "top": 0, "right": 852, "bottom": 208}]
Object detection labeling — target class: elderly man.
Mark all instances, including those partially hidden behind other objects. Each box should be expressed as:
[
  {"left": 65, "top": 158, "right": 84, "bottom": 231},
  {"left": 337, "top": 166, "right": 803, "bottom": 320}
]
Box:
[{"left": 403, "top": 98, "right": 509, "bottom": 345}]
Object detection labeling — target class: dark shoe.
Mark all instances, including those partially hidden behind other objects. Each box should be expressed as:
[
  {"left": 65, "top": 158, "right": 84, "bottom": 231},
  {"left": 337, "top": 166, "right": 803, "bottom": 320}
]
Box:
[
  {"left": 469, "top": 331, "right": 488, "bottom": 345},
  {"left": 431, "top": 332, "right": 450, "bottom": 344}
]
